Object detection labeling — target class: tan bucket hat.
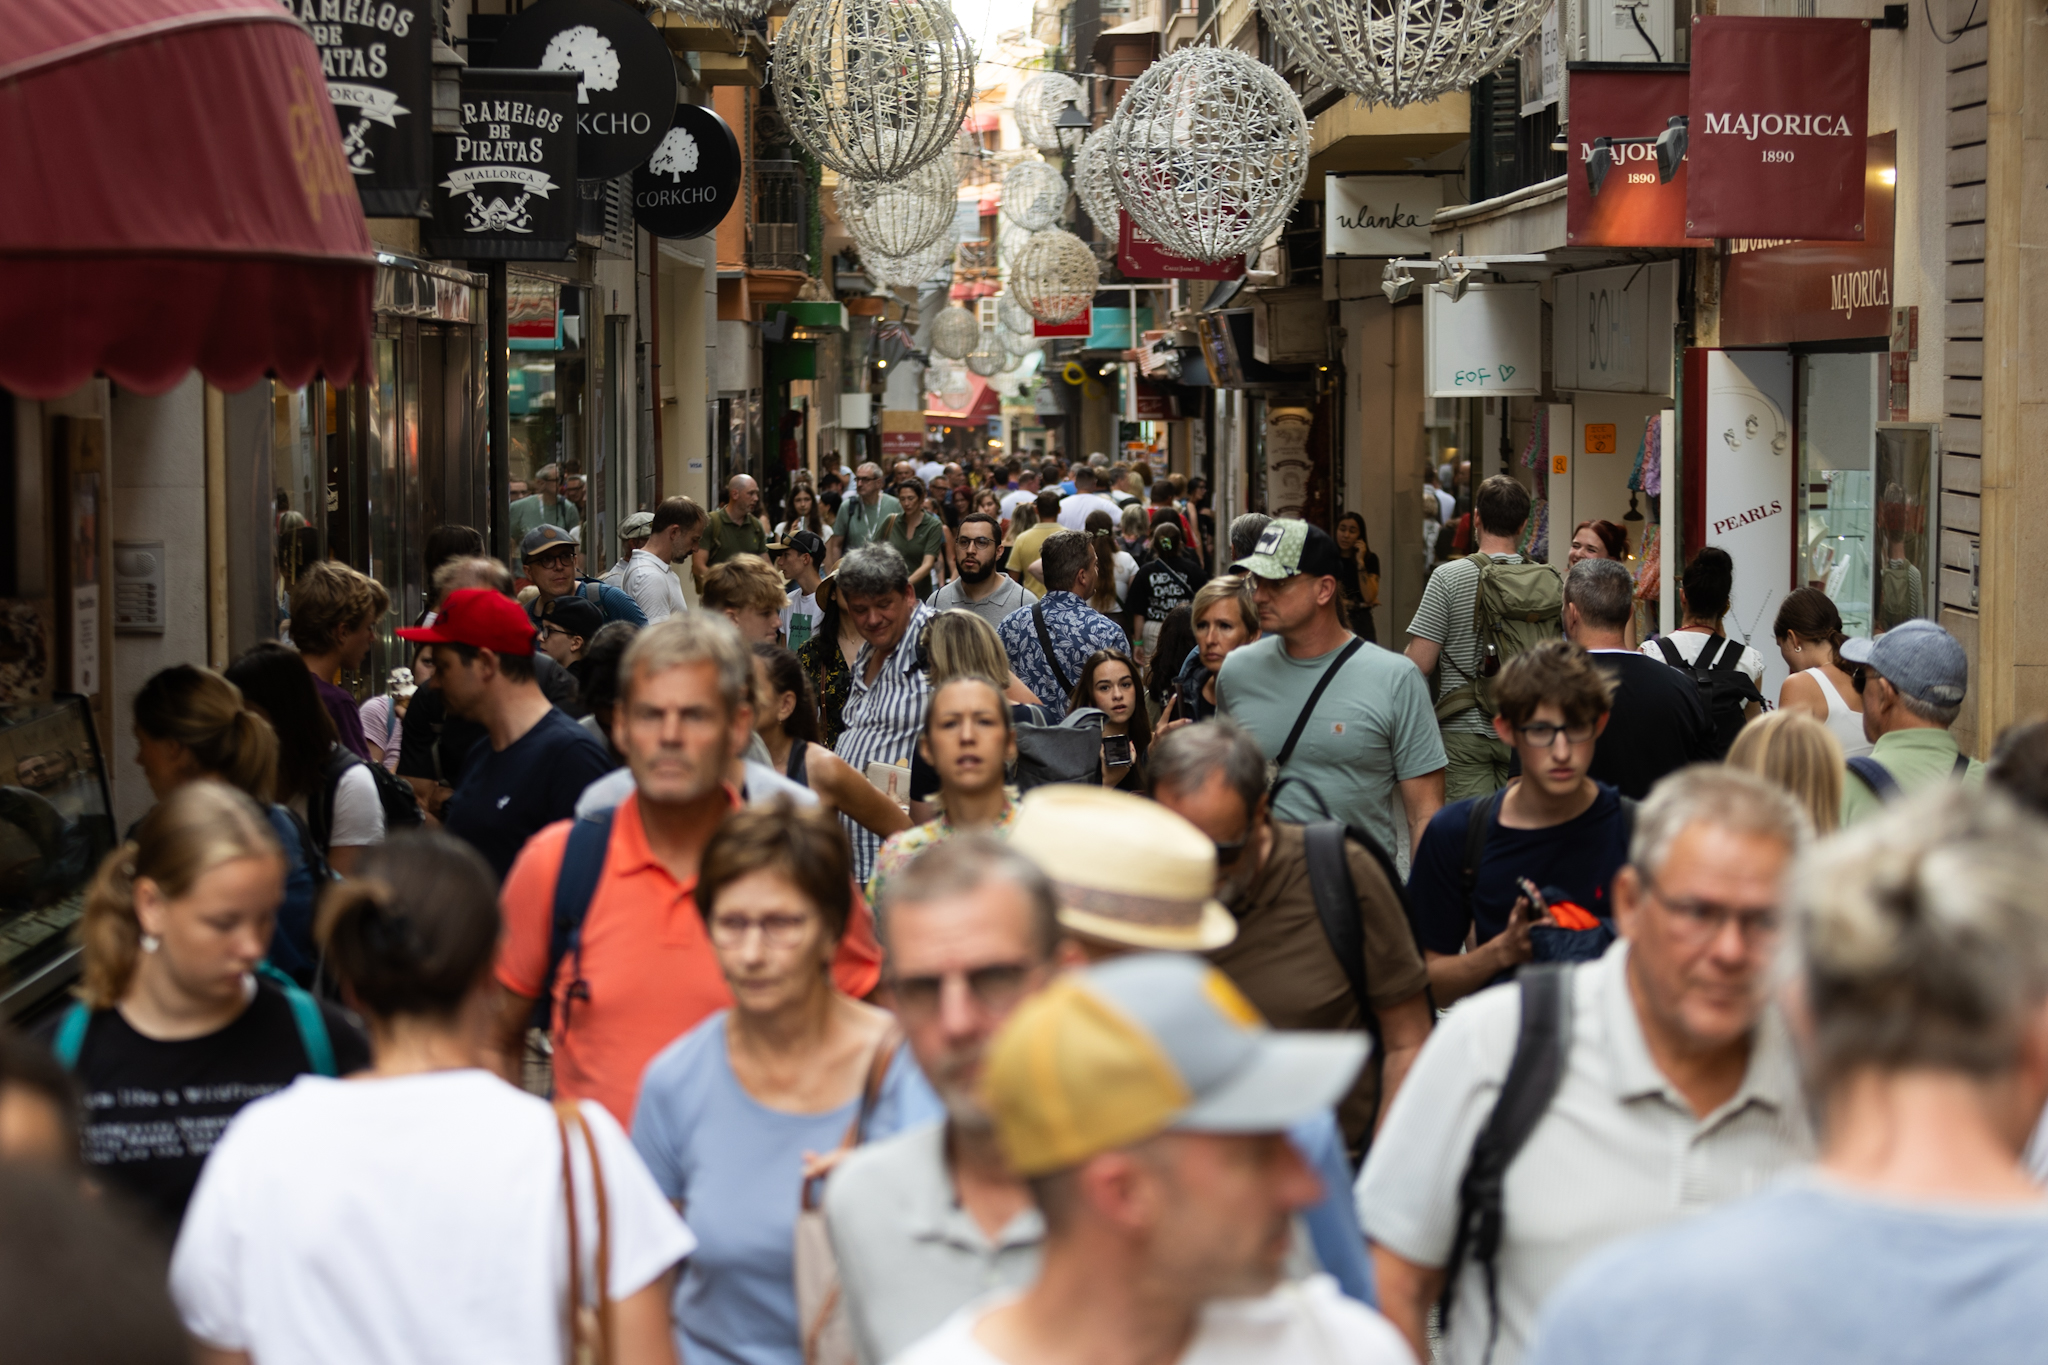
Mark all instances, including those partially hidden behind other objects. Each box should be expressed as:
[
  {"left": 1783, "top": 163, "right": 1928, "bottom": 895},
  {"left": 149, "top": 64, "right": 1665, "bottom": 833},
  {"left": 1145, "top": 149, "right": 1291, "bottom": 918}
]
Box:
[{"left": 1009, "top": 785, "right": 1237, "bottom": 952}]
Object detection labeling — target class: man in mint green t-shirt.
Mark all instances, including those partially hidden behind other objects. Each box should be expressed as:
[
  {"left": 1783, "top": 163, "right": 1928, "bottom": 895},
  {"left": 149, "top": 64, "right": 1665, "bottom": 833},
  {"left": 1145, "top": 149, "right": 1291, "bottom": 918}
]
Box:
[
  {"left": 1218, "top": 518, "right": 1447, "bottom": 864},
  {"left": 1839, "top": 617, "right": 1984, "bottom": 826}
]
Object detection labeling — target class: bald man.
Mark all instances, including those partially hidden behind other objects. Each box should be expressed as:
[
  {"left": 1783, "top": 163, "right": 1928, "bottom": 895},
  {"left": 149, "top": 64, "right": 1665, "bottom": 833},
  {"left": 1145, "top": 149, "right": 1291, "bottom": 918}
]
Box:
[{"left": 694, "top": 473, "right": 768, "bottom": 583}]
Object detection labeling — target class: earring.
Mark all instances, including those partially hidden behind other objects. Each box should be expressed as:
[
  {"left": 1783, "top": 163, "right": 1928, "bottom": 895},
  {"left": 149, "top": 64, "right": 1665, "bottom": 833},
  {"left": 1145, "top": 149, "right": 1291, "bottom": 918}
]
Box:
[
  {"left": 1793, "top": 644, "right": 1802, "bottom": 653},
  {"left": 140, "top": 933, "right": 161, "bottom": 953}
]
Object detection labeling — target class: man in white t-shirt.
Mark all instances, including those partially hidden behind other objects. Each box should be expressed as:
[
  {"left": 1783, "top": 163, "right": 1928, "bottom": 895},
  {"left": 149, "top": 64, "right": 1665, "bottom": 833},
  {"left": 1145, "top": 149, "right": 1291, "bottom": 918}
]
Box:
[
  {"left": 891, "top": 954, "right": 1410, "bottom": 1365},
  {"left": 1055, "top": 466, "right": 1122, "bottom": 532},
  {"left": 772, "top": 528, "right": 827, "bottom": 651},
  {"left": 998, "top": 467, "right": 1042, "bottom": 525}
]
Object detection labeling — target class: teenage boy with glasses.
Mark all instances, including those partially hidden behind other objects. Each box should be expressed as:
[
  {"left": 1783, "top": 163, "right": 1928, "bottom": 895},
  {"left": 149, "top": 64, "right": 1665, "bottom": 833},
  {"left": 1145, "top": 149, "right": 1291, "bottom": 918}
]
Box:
[{"left": 1403, "top": 640, "right": 1634, "bottom": 1007}]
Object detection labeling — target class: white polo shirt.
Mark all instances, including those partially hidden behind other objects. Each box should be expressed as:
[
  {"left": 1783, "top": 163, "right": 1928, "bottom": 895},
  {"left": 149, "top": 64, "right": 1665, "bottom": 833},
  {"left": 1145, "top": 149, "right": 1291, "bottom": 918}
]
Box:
[
  {"left": 1355, "top": 941, "right": 1811, "bottom": 1365},
  {"left": 613, "top": 546, "right": 685, "bottom": 622}
]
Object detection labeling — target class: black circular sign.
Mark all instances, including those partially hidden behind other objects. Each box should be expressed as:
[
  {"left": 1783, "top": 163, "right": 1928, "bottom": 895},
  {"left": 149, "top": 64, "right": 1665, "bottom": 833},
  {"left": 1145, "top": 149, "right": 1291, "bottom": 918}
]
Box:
[
  {"left": 491, "top": 0, "right": 676, "bottom": 181},
  {"left": 632, "top": 104, "right": 742, "bottom": 239}
]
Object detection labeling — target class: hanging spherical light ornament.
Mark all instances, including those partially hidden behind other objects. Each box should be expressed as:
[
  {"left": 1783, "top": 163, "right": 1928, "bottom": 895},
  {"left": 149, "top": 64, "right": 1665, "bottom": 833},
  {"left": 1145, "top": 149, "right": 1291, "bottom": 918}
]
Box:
[
  {"left": 997, "top": 291, "right": 1036, "bottom": 336},
  {"left": 965, "top": 328, "right": 1010, "bottom": 377},
  {"left": 926, "top": 357, "right": 971, "bottom": 404},
  {"left": 1107, "top": 46, "right": 1309, "bottom": 263},
  {"left": 1013, "top": 71, "right": 1084, "bottom": 153},
  {"left": 646, "top": 0, "right": 769, "bottom": 36},
  {"left": 864, "top": 235, "right": 953, "bottom": 289},
  {"left": 998, "top": 222, "right": 1035, "bottom": 270},
  {"left": 837, "top": 162, "right": 958, "bottom": 258},
  {"left": 1001, "top": 161, "right": 1069, "bottom": 233},
  {"left": 1071, "top": 126, "right": 1122, "bottom": 240},
  {"left": 929, "top": 305, "right": 981, "bottom": 361},
  {"left": 1003, "top": 326, "right": 1043, "bottom": 355},
  {"left": 772, "top": 0, "right": 976, "bottom": 181},
  {"left": 1012, "top": 227, "right": 1098, "bottom": 323},
  {"left": 1259, "top": 0, "right": 1548, "bottom": 108}
]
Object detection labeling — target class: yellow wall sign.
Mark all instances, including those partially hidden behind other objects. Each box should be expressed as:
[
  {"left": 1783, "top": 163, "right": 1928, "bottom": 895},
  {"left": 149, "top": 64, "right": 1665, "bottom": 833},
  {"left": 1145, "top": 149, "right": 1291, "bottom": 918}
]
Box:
[
  {"left": 1584, "top": 423, "right": 1617, "bottom": 453},
  {"left": 1552, "top": 454, "right": 1569, "bottom": 474}
]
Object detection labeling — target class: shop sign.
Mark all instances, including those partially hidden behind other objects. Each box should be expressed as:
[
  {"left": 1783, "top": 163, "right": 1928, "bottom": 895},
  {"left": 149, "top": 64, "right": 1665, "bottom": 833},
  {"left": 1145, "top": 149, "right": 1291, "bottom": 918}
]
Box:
[
  {"left": 1324, "top": 176, "right": 1445, "bottom": 258},
  {"left": 424, "top": 69, "right": 579, "bottom": 261},
  {"left": 1551, "top": 260, "right": 1678, "bottom": 393},
  {"left": 1684, "top": 348, "right": 1795, "bottom": 698},
  {"left": 491, "top": 0, "right": 677, "bottom": 181},
  {"left": 1118, "top": 215, "right": 1244, "bottom": 280},
  {"left": 632, "top": 104, "right": 742, "bottom": 239},
  {"left": 880, "top": 430, "right": 923, "bottom": 455},
  {"left": 1034, "top": 311, "right": 1091, "bottom": 338},
  {"left": 1564, "top": 66, "right": 1708, "bottom": 249},
  {"left": 1424, "top": 283, "right": 1542, "bottom": 399},
  {"left": 283, "top": 0, "right": 434, "bottom": 216},
  {"left": 1719, "top": 133, "right": 1894, "bottom": 345},
  {"left": 1686, "top": 17, "right": 1871, "bottom": 240},
  {"left": 1517, "top": 5, "right": 1561, "bottom": 115}
]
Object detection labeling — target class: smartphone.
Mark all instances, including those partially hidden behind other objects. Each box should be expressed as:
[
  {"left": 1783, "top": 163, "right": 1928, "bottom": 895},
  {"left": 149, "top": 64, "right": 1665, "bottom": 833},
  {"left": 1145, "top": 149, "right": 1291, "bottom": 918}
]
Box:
[
  {"left": 1102, "top": 734, "right": 1135, "bottom": 767},
  {"left": 1516, "top": 877, "right": 1550, "bottom": 918}
]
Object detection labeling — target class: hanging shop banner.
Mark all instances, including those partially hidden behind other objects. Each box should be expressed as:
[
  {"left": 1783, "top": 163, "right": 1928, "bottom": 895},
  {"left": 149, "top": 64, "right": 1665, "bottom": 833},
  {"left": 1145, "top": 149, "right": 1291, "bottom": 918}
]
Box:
[
  {"left": 1423, "top": 283, "right": 1542, "bottom": 399},
  {"left": 424, "top": 69, "right": 579, "bottom": 261},
  {"left": 1683, "top": 347, "right": 1795, "bottom": 699},
  {"left": 491, "top": 0, "right": 677, "bottom": 181},
  {"left": 1565, "top": 65, "right": 1710, "bottom": 249},
  {"left": 1686, "top": 16, "right": 1871, "bottom": 240},
  {"left": 284, "top": 0, "right": 435, "bottom": 216},
  {"left": 1118, "top": 215, "right": 1244, "bottom": 281},
  {"left": 1033, "top": 311, "right": 1091, "bottom": 338},
  {"left": 1324, "top": 175, "right": 1445, "bottom": 257},
  {"left": 632, "top": 103, "right": 742, "bottom": 238},
  {"left": 1720, "top": 133, "right": 1895, "bottom": 346}
]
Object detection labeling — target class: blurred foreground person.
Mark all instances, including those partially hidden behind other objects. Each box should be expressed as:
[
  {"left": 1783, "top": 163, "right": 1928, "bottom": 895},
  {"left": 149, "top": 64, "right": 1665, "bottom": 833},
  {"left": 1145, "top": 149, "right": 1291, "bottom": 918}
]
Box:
[
  {"left": 172, "top": 833, "right": 691, "bottom": 1365},
  {"left": 1725, "top": 709, "right": 1845, "bottom": 836},
  {"left": 1530, "top": 788, "right": 2048, "bottom": 1365},
  {"left": 892, "top": 954, "right": 1411, "bottom": 1365},
  {"left": 0, "top": 1163, "right": 187, "bottom": 1365}
]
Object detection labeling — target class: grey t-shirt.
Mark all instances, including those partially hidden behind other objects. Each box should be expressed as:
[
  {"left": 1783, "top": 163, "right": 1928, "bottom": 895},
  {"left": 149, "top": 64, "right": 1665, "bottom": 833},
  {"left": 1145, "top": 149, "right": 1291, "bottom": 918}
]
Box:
[
  {"left": 1407, "top": 553, "right": 1523, "bottom": 736},
  {"left": 1528, "top": 1177, "right": 2048, "bottom": 1365},
  {"left": 1216, "top": 634, "right": 1446, "bottom": 861},
  {"left": 929, "top": 574, "right": 1033, "bottom": 631}
]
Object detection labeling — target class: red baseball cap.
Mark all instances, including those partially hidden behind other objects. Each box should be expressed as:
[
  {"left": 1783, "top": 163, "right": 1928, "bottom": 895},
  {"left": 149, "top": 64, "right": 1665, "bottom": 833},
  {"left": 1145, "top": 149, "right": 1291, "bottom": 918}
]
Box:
[{"left": 395, "top": 588, "right": 537, "bottom": 656}]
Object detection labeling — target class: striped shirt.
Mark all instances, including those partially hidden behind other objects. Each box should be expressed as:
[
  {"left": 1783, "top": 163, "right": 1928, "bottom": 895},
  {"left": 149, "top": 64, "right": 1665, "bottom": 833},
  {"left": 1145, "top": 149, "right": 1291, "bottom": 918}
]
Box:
[
  {"left": 834, "top": 602, "right": 936, "bottom": 879},
  {"left": 1407, "top": 553, "right": 1523, "bottom": 736}
]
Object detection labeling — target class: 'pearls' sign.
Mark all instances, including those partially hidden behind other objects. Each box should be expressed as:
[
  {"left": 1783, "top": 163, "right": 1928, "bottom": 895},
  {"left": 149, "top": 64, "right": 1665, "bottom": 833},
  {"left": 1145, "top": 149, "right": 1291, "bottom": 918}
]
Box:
[
  {"left": 423, "top": 69, "right": 579, "bottom": 261},
  {"left": 1685, "top": 16, "right": 1871, "bottom": 240},
  {"left": 281, "top": 0, "right": 434, "bottom": 216},
  {"left": 490, "top": 0, "right": 677, "bottom": 182},
  {"left": 1323, "top": 175, "right": 1444, "bottom": 258},
  {"left": 631, "top": 104, "right": 742, "bottom": 239}
]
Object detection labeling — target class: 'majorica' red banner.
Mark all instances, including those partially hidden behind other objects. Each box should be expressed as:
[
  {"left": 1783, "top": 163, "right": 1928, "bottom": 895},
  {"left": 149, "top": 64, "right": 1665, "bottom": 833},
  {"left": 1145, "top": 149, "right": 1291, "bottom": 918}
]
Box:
[{"left": 1686, "top": 16, "right": 1870, "bottom": 240}]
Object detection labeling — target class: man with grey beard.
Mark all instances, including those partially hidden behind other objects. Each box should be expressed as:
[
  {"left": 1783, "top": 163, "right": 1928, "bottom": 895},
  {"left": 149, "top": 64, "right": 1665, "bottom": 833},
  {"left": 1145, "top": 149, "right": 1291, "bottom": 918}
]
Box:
[{"left": 823, "top": 838, "right": 1064, "bottom": 1365}]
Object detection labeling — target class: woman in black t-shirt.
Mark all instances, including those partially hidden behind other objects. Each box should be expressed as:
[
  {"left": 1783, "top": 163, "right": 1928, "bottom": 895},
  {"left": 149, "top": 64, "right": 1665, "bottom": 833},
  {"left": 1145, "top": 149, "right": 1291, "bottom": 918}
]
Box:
[
  {"left": 1334, "top": 511, "right": 1381, "bottom": 643},
  {"left": 53, "top": 781, "right": 367, "bottom": 1231}
]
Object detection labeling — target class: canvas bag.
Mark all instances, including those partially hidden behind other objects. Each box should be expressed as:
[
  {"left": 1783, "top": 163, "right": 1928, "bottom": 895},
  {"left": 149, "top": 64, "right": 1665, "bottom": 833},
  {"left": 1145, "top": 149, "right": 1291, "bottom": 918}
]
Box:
[{"left": 794, "top": 1029, "right": 903, "bottom": 1365}]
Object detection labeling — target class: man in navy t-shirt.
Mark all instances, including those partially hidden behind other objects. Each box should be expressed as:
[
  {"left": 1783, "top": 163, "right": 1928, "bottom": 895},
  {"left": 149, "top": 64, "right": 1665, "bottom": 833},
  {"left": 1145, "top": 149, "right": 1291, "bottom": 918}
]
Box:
[
  {"left": 1405, "top": 640, "right": 1633, "bottom": 1006},
  {"left": 398, "top": 587, "right": 614, "bottom": 882}
]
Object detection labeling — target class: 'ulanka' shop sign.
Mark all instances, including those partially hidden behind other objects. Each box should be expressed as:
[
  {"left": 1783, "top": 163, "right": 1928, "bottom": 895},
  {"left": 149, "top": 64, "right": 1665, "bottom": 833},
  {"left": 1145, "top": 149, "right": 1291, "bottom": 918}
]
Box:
[
  {"left": 424, "top": 70, "right": 580, "bottom": 261},
  {"left": 282, "top": 0, "right": 434, "bottom": 216}
]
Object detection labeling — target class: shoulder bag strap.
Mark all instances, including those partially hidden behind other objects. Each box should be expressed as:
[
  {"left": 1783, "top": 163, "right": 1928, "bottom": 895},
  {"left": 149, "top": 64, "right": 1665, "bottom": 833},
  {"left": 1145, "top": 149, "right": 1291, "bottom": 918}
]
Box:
[
  {"left": 1439, "top": 964, "right": 1574, "bottom": 1365},
  {"left": 1272, "top": 638, "right": 1366, "bottom": 773},
  {"left": 1705, "top": 635, "right": 1742, "bottom": 673},
  {"left": 1460, "top": 789, "right": 1504, "bottom": 925},
  {"left": 53, "top": 1000, "right": 91, "bottom": 1069},
  {"left": 1954, "top": 751, "right": 1972, "bottom": 777},
  {"left": 1847, "top": 755, "right": 1902, "bottom": 801},
  {"left": 556, "top": 1101, "right": 615, "bottom": 1365},
  {"left": 1303, "top": 823, "right": 1369, "bottom": 1014},
  {"left": 1655, "top": 636, "right": 1686, "bottom": 670},
  {"left": 1032, "top": 602, "right": 1075, "bottom": 697},
  {"left": 801, "top": 1026, "right": 906, "bottom": 1214},
  {"left": 257, "top": 962, "right": 338, "bottom": 1077},
  {"left": 547, "top": 810, "right": 620, "bottom": 1039}
]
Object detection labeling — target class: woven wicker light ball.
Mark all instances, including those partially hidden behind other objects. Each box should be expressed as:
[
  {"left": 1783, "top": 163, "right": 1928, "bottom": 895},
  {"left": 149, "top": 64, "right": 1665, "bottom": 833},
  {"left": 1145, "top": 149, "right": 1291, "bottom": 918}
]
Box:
[
  {"left": 1260, "top": 0, "right": 1549, "bottom": 107},
  {"left": 998, "top": 222, "right": 1035, "bottom": 269},
  {"left": 837, "top": 158, "right": 958, "bottom": 257},
  {"left": 1013, "top": 71, "right": 1084, "bottom": 152},
  {"left": 863, "top": 235, "right": 952, "bottom": 288},
  {"left": 1012, "top": 227, "right": 1098, "bottom": 323},
  {"left": 929, "top": 305, "right": 981, "bottom": 360},
  {"left": 1107, "top": 46, "right": 1309, "bottom": 262},
  {"left": 997, "top": 291, "right": 1036, "bottom": 335},
  {"left": 772, "top": 0, "right": 975, "bottom": 181},
  {"left": 1000, "top": 160, "right": 1069, "bottom": 233},
  {"left": 647, "top": 0, "right": 769, "bottom": 34},
  {"left": 965, "top": 328, "right": 1010, "bottom": 377},
  {"left": 1072, "top": 125, "right": 1122, "bottom": 240}
]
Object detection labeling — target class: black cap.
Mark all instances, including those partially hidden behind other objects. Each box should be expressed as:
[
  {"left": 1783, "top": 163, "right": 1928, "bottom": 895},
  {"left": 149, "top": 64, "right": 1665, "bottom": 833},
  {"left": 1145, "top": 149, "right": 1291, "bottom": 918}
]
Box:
[
  {"left": 772, "top": 529, "right": 827, "bottom": 562},
  {"left": 542, "top": 594, "right": 603, "bottom": 640}
]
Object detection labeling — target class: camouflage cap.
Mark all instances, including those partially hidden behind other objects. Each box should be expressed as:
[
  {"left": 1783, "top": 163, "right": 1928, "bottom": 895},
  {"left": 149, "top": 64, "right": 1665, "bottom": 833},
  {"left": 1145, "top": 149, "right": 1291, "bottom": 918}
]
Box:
[{"left": 1230, "top": 518, "right": 1345, "bottom": 581}]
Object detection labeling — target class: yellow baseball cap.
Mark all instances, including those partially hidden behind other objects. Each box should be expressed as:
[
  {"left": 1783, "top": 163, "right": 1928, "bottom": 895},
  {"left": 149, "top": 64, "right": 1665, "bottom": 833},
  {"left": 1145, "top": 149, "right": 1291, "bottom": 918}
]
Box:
[{"left": 980, "top": 953, "right": 1369, "bottom": 1177}]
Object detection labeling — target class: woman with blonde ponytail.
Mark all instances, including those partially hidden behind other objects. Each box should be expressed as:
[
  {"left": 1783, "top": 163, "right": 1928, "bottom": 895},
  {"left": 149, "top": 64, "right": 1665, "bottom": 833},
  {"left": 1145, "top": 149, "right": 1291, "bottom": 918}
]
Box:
[
  {"left": 169, "top": 833, "right": 690, "bottom": 1365},
  {"left": 130, "top": 665, "right": 329, "bottom": 983},
  {"left": 52, "top": 781, "right": 368, "bottom": 1230}
]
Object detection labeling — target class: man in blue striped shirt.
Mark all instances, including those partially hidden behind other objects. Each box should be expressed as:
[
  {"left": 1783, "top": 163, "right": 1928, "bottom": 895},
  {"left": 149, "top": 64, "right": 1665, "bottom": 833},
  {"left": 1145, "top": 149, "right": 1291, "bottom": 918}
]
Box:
[{"left": 833, "top": 544, "right": 936, "bottom": 879}]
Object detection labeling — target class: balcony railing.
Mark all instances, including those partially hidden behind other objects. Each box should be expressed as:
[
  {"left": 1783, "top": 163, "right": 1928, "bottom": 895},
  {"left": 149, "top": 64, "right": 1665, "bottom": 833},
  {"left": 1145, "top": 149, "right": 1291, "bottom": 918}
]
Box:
[{"left": 748, "top": 160, "right": 809, "bottom": 272}]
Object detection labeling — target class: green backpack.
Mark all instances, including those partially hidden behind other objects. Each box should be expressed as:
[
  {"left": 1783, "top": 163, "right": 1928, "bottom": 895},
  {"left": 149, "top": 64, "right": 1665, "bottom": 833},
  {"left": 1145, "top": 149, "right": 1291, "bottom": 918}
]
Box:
[{"left": 1433, "top": 552, "right": 1565, "bottom": 724}]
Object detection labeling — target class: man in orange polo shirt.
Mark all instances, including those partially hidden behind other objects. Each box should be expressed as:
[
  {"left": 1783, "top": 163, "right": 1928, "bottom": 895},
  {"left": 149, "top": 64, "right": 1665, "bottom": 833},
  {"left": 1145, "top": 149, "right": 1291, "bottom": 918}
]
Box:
[{"left": 493, "top": 612, "right": 881, "bottom": 1125}]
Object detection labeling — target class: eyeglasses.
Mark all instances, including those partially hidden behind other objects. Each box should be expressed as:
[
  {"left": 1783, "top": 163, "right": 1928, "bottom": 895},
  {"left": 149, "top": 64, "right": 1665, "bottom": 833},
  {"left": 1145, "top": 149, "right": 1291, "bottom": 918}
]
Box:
[
  {"left": 540, "top": 623, "right": 570, "bottom": 640},
  {"left": 1643, "top": 876, "right": 1782, "bottom": 944},
  {"left": 1850, "top": 665, "right": 1869, "bottom": 694},
  {"left": 527, "top": 550, "right": 575, "bottom": 571},
  {"left": 856, "top": 475, "right": 881, "bottom": 485},
  {"left": 888, "top": 962, "right": 1037, "bottom": 1015},
  {"left": 1514, "top": 720, "right": 1599, "bottom": 747},
  {"left": 957, "top": 536, "right": 998, "bottom": 551},
  {"left": 708, "top": 912, "right": 813, "bottom": 947}
]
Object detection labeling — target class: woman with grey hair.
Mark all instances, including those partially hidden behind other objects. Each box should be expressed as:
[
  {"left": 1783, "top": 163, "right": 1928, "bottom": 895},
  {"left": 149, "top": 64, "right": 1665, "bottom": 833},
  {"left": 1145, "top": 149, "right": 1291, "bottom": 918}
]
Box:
[{"left": 1529, "top": 786, "right": 2048, "bottom": 1365}]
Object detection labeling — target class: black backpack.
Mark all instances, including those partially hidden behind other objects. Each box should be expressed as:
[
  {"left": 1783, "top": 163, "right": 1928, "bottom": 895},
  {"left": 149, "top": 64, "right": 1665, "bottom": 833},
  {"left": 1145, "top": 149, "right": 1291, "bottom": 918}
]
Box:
[
  {"left": 308, "top": 746, "right": 424, "bottom": 853},
  {"left": 1654, "top": 636, "right": 1766, "bottom": 758},
  {"left": 1011, "top": 705, "right": 1108, "bottom": 792}
]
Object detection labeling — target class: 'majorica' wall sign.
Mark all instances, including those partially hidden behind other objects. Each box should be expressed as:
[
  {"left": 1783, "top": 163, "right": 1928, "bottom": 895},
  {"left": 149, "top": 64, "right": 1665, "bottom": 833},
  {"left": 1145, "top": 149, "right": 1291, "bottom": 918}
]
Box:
[
  {"left": 490, "top": 0, "right": 677, "bottom": 182},
  {"left": 424, "top": 69, "right": 580, "bottom": 260},
  {"left": 632, "top": 103, "right": 742, "bottom": 239},
  {"left": 283, "top": 0, "right": 435, "bottom": 216}
]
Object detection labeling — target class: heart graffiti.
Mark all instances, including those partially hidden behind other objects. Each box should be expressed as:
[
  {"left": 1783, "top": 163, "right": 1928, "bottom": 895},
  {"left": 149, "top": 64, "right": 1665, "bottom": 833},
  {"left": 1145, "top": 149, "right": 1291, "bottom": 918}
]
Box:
[{"left": 1498, "top": 364, "right": 1517, "bottom": 382}]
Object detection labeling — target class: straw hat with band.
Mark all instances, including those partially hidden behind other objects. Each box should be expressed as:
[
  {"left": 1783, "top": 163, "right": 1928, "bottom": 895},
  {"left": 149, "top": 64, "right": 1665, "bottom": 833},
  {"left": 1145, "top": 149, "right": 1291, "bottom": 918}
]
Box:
[{"left": 1009, "top": 785, "right": 1237, "bottom": 951}]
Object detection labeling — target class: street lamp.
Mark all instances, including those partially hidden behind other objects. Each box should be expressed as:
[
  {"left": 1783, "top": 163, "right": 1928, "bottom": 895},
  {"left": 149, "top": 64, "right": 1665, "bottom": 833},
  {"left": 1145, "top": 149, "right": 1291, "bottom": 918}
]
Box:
[
  {"left": 1586, "top": 116, "right": 1688, "bottom": 197},
  {"left": 1053, "top": 98, "right": 1091, "bottom": 157}
]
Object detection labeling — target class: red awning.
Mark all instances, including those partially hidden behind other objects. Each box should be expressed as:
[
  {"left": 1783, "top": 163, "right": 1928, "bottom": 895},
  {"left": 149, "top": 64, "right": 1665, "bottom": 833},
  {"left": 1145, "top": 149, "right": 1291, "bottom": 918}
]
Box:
[
  {"left": 926, "top": 374, "right": 999, "bottom": 424},
  {"left": 0, "top": 0, "right": 375, "bottom": 399}
]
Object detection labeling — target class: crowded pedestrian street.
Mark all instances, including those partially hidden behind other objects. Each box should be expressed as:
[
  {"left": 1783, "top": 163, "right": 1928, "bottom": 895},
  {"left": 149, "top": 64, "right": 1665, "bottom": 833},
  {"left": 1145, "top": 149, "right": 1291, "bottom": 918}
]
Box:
[{"left": 2, "top": 0, "right": 2044, "bottom": 1361}]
